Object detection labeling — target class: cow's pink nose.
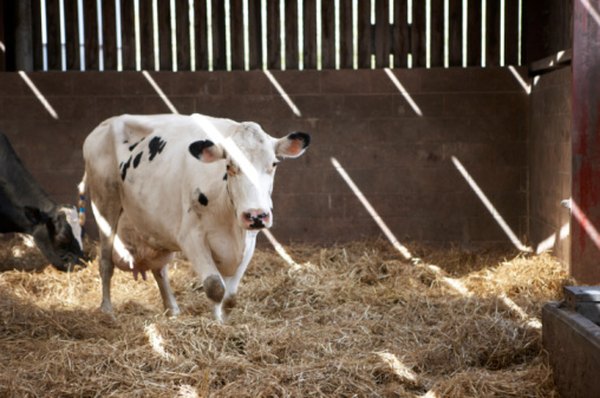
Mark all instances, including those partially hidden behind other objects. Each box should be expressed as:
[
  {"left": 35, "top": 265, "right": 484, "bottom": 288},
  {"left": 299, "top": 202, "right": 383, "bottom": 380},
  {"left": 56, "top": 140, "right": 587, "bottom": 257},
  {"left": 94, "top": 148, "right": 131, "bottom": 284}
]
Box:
[{"left": 242, "top": 210, "right": 270, "bottom": 229}]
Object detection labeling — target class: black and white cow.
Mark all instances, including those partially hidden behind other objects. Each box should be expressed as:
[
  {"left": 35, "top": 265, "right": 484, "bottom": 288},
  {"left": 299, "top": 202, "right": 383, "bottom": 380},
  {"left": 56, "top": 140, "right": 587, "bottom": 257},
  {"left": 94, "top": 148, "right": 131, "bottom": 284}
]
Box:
[
  {"left": 0, "top": 132, "right": 84, "bottom": 271},
  {"left": 81, "top": 113, "right": 310, "bottom": 321}
]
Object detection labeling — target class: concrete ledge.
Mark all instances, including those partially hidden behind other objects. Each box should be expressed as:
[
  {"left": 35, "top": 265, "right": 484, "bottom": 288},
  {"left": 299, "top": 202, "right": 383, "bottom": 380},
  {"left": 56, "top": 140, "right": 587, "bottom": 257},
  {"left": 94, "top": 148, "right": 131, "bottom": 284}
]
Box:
[{"left": 542, "top": 301, "right": 600, "bottom": 398}]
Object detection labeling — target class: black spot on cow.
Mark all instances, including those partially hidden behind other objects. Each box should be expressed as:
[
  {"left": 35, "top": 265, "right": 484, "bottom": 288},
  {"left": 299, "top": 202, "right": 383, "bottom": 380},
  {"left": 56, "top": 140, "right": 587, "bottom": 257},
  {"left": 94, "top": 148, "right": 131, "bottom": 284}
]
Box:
[
  {"left": 133, "top": 151, "right": 143, "bottom": 168},
  {"left": 121, "top": 156, "right": 132, "bottom": 181},
  {"left": 198, "top": 193, "right": 209, "bottom": 206},
  {"left": 129, "top": 142, "right": 139, "bottom": 151},
  {"left": 148, "top": 136, "right": 167, "bottom": 161},
  {"left": 223, "top": 173, "right": 228, "bottom": 181}
]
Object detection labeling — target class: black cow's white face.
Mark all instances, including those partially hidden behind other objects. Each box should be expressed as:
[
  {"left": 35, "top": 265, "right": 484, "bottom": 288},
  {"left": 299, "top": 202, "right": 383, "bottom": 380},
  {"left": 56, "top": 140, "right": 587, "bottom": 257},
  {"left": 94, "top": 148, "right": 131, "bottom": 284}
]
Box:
[
  {"left": 188, "top": 121, "right": 310, "bottom": 230},
  {"left": 25, "top": 205, "right": 84, "bottom": 271}
]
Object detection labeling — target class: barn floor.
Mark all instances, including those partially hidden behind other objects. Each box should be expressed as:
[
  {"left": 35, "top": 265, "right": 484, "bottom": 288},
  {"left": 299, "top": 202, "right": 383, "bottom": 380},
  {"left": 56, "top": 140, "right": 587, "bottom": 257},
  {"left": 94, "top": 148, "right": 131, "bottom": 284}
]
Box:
[{"left": 0, "top": 237, "right": 568, "bottom": 397}]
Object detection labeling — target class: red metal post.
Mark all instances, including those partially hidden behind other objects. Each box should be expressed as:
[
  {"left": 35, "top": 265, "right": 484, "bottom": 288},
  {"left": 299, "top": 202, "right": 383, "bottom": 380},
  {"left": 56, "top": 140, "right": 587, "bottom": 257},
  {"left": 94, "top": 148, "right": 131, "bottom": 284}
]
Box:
[{"left": 572, "top": 1, "right": 600, "bottom": 283}]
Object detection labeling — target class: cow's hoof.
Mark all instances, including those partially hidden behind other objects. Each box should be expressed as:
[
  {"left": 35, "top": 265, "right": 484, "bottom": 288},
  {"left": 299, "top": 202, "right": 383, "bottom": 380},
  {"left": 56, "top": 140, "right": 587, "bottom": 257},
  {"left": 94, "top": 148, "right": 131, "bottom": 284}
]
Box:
[
  {"left": 98, "top": 305, "right": 116, "bottom": 321},
  {"left": 223, "top": 295, "right": 237, "bottom": 316},
  {"left": 204, "top": 275, "right": 225, "bottom": 303},
  {"left": 166, "top": 307, "right": 181, "bottom": 318},
  {"left": 100, "top": 301, "right": 113, "bottom": 314}
]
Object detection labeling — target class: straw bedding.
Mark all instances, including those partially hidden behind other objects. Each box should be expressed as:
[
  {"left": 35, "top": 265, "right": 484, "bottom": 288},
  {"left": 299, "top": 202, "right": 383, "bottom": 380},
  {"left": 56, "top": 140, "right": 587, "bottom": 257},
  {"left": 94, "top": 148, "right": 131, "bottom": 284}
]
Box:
[{"left": 0, "top": 236, "right": 570, "bottom": 397}]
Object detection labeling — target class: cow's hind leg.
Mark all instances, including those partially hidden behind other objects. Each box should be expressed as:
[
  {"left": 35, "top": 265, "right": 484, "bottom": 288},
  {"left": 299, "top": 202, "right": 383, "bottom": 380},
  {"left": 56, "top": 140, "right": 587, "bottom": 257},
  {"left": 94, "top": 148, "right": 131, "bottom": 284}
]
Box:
[
  {"left": 89, "top": 185, "right": 122, "bottom": 315},
  {"left": 152, "top": 266, "right": 180, "bottom": 317}
]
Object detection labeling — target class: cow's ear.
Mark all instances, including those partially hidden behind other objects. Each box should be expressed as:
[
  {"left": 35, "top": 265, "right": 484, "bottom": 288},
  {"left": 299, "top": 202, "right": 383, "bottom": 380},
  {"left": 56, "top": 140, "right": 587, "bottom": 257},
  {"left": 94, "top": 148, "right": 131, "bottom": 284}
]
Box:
[
  {"left": 24, "top": 206, "right": 49, "bottom": 225},
  {"left": 188, "top": 140, "right": 224, "bottom": 163},
  {"left": 275, "top": 132, "right": 311, "bottom": 158}
]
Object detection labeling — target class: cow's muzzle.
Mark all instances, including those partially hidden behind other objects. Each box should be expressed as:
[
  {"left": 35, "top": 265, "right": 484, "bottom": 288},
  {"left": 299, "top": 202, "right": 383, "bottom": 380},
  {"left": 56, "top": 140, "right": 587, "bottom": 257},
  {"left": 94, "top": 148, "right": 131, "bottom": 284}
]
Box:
[{"left": 242, "top": 210, "right": 271, "bottom": 229}]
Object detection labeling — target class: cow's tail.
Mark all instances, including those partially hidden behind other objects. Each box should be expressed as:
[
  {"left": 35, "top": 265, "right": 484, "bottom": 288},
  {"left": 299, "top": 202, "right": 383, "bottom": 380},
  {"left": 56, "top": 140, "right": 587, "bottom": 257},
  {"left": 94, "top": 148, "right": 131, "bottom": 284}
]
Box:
[{"left": 77, "top": 172, "right": 87, "bottom": 227}]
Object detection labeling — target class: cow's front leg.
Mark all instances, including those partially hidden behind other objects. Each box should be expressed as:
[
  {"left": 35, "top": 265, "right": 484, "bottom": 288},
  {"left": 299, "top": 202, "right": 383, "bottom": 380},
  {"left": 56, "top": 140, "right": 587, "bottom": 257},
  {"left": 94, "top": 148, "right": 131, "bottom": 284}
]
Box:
[
  {"left": 181, "top": 237, "right": 227, "bottom": 321},
  {"left": 218, "top": 231, "right": 258, "bottom": 322},
  {"left": 152, "top": 266, "right": 180, "bottom": 317}
]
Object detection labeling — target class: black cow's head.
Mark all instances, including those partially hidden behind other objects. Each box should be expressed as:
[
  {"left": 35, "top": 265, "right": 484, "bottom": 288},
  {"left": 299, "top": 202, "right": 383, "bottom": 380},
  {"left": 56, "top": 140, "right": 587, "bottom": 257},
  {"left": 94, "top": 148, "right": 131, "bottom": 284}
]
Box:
[{"left": 25, "top": 205, "right": 85, "bottom": 272}]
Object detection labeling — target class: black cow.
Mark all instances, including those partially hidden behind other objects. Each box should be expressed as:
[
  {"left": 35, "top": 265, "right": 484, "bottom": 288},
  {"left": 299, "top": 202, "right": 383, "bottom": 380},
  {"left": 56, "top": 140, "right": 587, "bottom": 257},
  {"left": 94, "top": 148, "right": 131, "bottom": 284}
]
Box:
[{"left": 0, "top": 132, "right": 84, "bottom": 271}]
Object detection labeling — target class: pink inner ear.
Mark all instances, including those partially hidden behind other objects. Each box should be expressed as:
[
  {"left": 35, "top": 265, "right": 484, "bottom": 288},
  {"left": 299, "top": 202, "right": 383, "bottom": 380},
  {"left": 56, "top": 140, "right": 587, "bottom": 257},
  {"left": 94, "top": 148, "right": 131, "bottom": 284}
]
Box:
[
  {"left": 201, "top": 146, "right": 219, "bottom": 163},
  {"left": 286, "top": 139, "right": 303, "bottom": 156}
]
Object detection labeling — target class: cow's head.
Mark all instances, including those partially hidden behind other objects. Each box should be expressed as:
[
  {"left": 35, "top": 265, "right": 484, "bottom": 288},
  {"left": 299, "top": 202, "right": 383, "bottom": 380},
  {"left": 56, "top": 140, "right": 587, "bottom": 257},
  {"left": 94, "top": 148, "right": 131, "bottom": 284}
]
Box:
[
  {"left": 188, "top": 121, "right": 310, "bottom": 230},
  {"left": 25, "top": 205, "right": 85, "bottom": 271}
]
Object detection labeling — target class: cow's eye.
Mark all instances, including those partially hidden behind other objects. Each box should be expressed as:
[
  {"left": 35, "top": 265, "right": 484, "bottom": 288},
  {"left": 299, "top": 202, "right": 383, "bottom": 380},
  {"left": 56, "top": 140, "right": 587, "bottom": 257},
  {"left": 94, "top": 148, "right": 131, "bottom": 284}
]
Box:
[{"left": 272, "top": 162, "right": 279, "bottom": 168}]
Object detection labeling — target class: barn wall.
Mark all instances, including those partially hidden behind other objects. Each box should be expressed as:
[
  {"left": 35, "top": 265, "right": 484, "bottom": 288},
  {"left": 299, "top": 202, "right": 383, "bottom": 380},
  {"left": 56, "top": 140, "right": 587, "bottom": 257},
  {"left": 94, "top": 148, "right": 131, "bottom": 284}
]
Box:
[
  {"left": 0, "top": 68, "right": 528, "bottom": 248},
  {"left": 528, "top": 66, "right": 572, "bottom": 264}
]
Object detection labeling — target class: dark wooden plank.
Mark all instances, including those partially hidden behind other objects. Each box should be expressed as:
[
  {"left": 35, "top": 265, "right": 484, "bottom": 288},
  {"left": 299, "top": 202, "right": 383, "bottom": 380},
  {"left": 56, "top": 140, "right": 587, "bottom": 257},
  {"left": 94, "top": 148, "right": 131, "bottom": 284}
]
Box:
[
  {"left": 486, "top": 0, "right": 500, "bottom": 66},
  {"left": 247, "top": 0, "right": 261, "bottom": 69},
  {"left": 357, "top": 0, "right": 371, "bottom": 69},
  {"left": 374, "top": 0, "right": 390, "bottom": 68},
  {"left": 176, "top": 0, "right": 191, "bottom": 71},
  {"left": 102, "top": 0, "right": 118, "bottom": 70},
  {"left": 466, "top": 0, "right": 481, "bottom": 66},
  {"left": 321, "top": 0, "right": 335, "bottom": 69},
  {"left": 120, "top": 0, "right": 136, "bottom": 70},
  {"left": 139, "top": 0, "right": 154, "bottom": 70},
  {"left": 230, "top": 0, "right": 244, "bottom": 70},
  {"left": 303, "top": 0, "right": 316, "bottom": 69},
  {"left": 504, "top": 0, "right": 519, "bottom": 65},
  {"left": 63, "top": 0, "right": 79, "bottom": 70},
  {"left": 45, "top": 0, "right": 61, "bottom": 70},
  {"left": 411, "top": 0, "right": 426, "bottom": 67},
  {"left": 285, "top": 0, "right": 299, "bottom": 69},
  {"left": 1, "top": 0, "right": 16, "bottom": 70},
  {"left": 448, "top": 0, "right": 463, "bottom": 66},
  {"left": 266, "top": 0, "right": 281, "bottom": 69},
  {"left": 31, "top": 0, "right": 43, "bottom": 70},
  {"left": 157, "top": 0, "right": 172, "bottom": 70},
  {"left": 0, "top": 0, "right": 5, "bottom": 70},
  {"left": 339, "top": 0, "right": 353, "bottom": 69},
  {"left": 392, "top": 0, "right": 409, "bottom": 68},
  {"left": 210, "top": 0, "right": 226, "bottom": 70},
  {"left": 430, "top": 0, "right": 444, "bottom": 67},
  {"left": 83, "top": 2, "right": 99, "bottom": 70},
  {"left": 194, "top": 0, "right": 209, "bottom": 70}
]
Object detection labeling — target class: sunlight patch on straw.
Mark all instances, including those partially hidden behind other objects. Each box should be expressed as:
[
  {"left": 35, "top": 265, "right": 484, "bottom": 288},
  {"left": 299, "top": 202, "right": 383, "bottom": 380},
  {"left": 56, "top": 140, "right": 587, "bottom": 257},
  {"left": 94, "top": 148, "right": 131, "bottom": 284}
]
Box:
[
  {"left": 426, "top": 264, "right": 472, "bottom": 297},
  {"left": 18, "top": 71, "right": 59, "bottom": 119},
  {"left": 376, "top": 351, "right": 419, "bottom": 383},
  {"left": 499, "top": 293, "right": 542, "bottom": 329},
  {"left": 145, "top": 323, "right": 173, "bottom": 361},
  {"left": 420, "top": 391, "right": 441, "bottom": 398},
  {"left": 331, "top": 157, "right": 413, "bottom": 260},
  {"left": 176, "top": 385, "right": 199, "bottom": 398}
]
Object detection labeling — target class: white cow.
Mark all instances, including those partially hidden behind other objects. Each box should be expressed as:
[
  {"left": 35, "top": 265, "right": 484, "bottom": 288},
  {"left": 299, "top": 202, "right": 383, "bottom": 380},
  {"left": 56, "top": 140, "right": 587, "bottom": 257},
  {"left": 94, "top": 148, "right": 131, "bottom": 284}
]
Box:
[{"left": 81, "top": 113, "right": 310, "bottom": 321}]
